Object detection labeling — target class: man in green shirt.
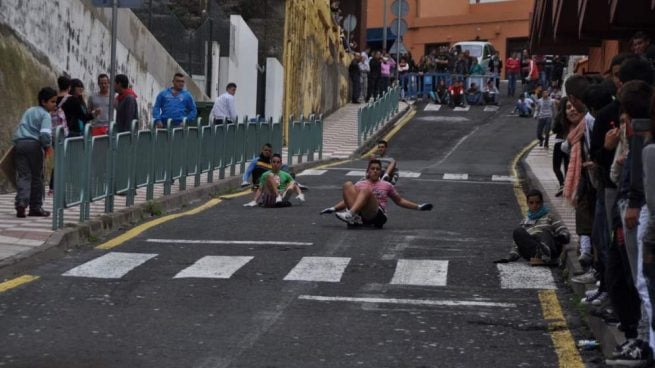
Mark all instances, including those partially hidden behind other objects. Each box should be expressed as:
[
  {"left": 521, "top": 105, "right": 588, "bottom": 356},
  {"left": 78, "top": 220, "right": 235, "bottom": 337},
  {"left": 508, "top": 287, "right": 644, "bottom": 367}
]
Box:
[{"left": 243, "top": 153, "right": 305, "bottom": 207}]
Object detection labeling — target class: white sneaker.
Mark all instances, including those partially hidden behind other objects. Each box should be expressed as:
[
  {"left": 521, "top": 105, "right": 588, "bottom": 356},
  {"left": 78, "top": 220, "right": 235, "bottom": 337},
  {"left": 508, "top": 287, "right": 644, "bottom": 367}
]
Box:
[
  {"left": 571, "top": 269, "right": 597, "bottom": 284},
  {"left": 243, "top": 200, "right": 257, "bottom": 207},
  {"left": 275, "top": 195, "right": 283, "bottom": 203},
  {"left": 296, "top": 193, "right": 305, "bottom": 203},
  {"left": 585, "top": 288, "right": 599, "bottom": 298},
  {"left": 240, "top": 180, "right": 250, "bottom": 188},
  {"left": 335, "top": 210, "right": 355, "bottom": 225}
]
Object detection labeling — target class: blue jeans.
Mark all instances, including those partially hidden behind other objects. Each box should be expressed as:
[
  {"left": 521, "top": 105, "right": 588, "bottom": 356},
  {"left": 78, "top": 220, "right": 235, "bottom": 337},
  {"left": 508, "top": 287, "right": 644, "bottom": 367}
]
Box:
[
  {"left": 507, "top": 72, "right": 518, "bottom": 96},
  {"left": 536, "top": 117, "right": 552, "bottom": 146}
]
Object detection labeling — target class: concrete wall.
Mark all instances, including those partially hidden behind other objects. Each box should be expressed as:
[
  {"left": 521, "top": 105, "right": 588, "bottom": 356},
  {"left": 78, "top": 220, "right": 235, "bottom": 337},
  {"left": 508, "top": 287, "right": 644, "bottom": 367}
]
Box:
[
  {"left": 265, "top": 58, "right": 284, "bottom": 121},
  {"left": 0, "top": 0, "right": 207, "bottom": 126},
  {"left": 218, "top": 15, "right": 259, "bottom": 120}
]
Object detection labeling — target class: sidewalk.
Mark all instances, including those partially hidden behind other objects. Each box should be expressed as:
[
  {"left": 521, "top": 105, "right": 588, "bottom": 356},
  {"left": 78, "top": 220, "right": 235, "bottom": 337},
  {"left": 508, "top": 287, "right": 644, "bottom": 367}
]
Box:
[
  {"left": 522, "top": 140, "right": 622, "bottom": 357},
  {"left": 0, "top": 101, "right": 410, "bottom": 270}
]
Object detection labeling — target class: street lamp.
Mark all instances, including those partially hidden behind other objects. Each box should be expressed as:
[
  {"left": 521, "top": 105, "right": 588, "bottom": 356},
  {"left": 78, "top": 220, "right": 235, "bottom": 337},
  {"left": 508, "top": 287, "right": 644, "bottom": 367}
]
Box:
[{"left": 202, "top": 1, "right": 214, "bottom": 98}]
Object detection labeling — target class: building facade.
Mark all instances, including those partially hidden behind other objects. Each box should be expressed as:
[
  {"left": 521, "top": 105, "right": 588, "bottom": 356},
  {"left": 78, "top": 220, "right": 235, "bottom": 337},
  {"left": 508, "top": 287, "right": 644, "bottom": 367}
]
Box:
[{"left": 366, "top": 0, "right": 534, "bottom": 71}]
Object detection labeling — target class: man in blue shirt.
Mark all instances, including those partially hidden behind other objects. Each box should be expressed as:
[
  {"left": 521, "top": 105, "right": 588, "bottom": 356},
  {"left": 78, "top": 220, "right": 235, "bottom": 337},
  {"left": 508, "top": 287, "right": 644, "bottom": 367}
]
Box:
[{"left": 152, "top": 73, "right": 197, "bottom": 128}]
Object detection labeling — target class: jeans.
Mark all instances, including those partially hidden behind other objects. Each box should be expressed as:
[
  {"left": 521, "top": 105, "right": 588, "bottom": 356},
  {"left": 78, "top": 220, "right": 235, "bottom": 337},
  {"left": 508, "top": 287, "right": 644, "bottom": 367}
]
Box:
[
  {"left": 14, "top": 140, "right": 45, "bottom": 210},
  {"left": 507, "top": 72, "right": 518, "bottom": 97},
  {"left": 536, "top": 117, "right": 552, "bottom": 146},
  {"left": 350, "top": 75, "right": 361, "bottom": 103},
  {"left": 552, "top": 141, "right": 569, "bottom": 186}
]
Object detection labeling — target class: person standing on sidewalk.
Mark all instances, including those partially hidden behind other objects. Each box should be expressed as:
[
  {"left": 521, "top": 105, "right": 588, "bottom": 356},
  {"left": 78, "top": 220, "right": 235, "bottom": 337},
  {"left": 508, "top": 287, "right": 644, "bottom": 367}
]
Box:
[
  {"left": 113, "top": 74, "right": 138, "bottom": 133},
  {"left": 87, "top": 74, "right": 112, "bottom": 136},
  {"left": 367, "top": 51, "right": 382, "bottom": 101},
  {"left": 349, "top": 54, "right": 361, "bottom": 104},
  {"left": 13, "top": 87, "right": 58, "bottom": 218},
  {"left": 209, "top": 83, "right": 237, "bottom": 125},
  {"left": 62, "top": 79, "right": 101, "bottom": 137},
  {"left": 551, "top": 96, "right": 570, "bottom": 196},
  {"left": 506, "top": 52, "right": 520, "bottom": 97},
  {"left": 153, "top": 73, "right": 197, "bottom": 128},
  {"left": 535, "top": 89, "right": 554, "bottom": 148},
  {"left": 358, "top": 50, "right": 370, "bottom": 102}
]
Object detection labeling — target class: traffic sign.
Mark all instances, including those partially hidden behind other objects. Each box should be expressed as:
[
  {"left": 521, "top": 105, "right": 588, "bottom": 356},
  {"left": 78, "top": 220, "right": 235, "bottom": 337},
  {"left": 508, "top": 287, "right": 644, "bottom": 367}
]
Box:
[
  {"left": 391, "top": 0, "right": 410, "bottom": 17},
  {"left": 342, "top": 15, "right": 357, "bottom": 32},
  {"left": 389, "top": 40, "right": 407, "bottom": 55},
  {"left": 389, "top": 18, "right": 408, "bottom": 37},
  {"left": 91, "top": 0, "right": 143, "bottom": 8}
]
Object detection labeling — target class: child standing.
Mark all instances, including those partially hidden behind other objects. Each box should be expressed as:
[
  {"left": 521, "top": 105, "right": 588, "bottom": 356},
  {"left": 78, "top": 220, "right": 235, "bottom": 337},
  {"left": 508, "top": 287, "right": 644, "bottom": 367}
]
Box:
[
  {"left": 13, "top": 87, "right": 58, "bottom": 218},
  {"left": 535, "top": 89, "right": 555, "bottom": 148}
]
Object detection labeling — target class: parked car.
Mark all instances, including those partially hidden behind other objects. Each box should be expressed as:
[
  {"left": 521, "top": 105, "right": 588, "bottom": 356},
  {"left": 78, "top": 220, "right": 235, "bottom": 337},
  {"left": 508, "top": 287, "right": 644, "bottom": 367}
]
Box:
[{"left": 451, "top": 41, "right": 498, "bottom": 71}]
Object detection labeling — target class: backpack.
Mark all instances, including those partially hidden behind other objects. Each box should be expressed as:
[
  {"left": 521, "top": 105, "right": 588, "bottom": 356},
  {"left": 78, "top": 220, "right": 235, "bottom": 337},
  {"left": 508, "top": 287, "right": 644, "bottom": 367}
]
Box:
[{"left": 51, "top": 95, "right": 69, "bottom": 137}]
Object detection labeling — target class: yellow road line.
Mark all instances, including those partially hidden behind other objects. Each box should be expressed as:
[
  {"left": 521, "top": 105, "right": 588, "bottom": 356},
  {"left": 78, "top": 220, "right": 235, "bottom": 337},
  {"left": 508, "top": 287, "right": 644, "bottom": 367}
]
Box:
[
  {"left": 539, "top": 290, "right": 585, "bottom": 367},
  {"left": 362, "top": 107, "right": 417, "bottom": 158},
  {"left": 0, "top": 275, "right": 39, "bottom": 293},
  {"left": 512, "top": 141, "right": 583, "bottom": 367},
  {"left": 96, "top": 198, "right": 223, "bottom": 250}
]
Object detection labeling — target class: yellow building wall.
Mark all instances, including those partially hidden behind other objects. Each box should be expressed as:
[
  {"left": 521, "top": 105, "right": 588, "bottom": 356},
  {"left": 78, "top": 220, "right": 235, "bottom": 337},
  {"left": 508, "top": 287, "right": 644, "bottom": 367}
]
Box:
[{"left": 283, "top": 0, "right": 351, "bottom": 142}]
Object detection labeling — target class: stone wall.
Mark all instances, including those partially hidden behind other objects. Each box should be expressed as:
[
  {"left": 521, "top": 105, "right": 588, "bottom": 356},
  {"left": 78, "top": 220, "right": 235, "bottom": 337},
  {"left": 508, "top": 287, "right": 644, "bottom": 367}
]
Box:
[{"left": 283, "top": 0, "right": 350, "bottom": 139}]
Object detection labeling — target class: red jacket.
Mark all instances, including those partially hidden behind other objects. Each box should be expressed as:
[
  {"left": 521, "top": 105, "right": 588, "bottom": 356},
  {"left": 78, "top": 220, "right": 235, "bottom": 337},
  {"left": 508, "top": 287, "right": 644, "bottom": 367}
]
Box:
[{"left": 506, "top": 58, "right": 520, "bottom": 73}]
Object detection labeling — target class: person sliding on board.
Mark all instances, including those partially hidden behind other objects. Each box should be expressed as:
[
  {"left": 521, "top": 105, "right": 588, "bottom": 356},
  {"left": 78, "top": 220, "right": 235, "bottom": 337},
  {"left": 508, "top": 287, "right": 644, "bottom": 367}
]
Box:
[{"left": 320, "top": 159, "right": 432, "bottom": 228}]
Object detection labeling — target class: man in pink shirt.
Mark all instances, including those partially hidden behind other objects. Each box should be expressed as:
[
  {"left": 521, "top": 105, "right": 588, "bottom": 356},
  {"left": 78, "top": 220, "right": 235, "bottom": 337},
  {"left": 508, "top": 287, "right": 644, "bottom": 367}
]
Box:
[{"left": 320, "top": 160, "right": 432, "bottom": 228}]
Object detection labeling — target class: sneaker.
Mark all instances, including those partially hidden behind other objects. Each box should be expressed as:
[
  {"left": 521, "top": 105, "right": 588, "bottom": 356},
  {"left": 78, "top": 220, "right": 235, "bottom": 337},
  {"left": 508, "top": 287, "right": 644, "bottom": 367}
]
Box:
[
  {"left": 578, "top": 252, "right": 593, "bottom": 267},
  {"left": 28, "top": 208, "right": 50, "bottom": 217},
  {"left": 555, "top": 185, "right": 564, "bottom": 197},
  {"left": 585, "top": 288, "right": 600, "bottom": 298},
  {"left": 571, "top": 269, "right": 598, "bottom": 284},
  {"left": 606, "top": 339, "right": 652, "bottom": 366},
  {"left": 275, "top": 195, "right": 283, "bottom": 203},
  {"left": 16, "top": 206, "right": 26, "bottom": 218},
  {"left": 240, "top": 180, "right": 250, "bottom": 188},
  {"left": 581, "top": 290, "right": 608, "bottom": 306},
  {"left": 297, "top": 183, "right": 309, "bottom": 192},
  {"left": 243, "top": 200, "right": 257, "bottom": 207},
  {"left": 589, "top": 306, "right": 619, "bottom": 324},
  {"left": 296, "top": 193, "right": 305, "bottom": 203},
  {"left": 335, "top": 210, "right": 362, "bottom": 226}
]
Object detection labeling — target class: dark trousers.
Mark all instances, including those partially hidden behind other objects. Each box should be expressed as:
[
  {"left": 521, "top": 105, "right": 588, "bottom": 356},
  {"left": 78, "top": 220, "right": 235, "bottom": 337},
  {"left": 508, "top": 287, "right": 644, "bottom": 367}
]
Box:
[
  {"left": 552, "top": 141, "right": 569, "bottom": 186},
  {"left": 14, "top": 140, "right": 45, "bottom": 210},
  {"left": 367, "top": 76, "right": 381, "bottom": 101},
  {"left": 350, "top": 75, "right": 361, "bottom": 103},
  {"left": 591, "top": 187, "right": 609, "bottom": 292},
  {"left": 512, "top": 227, "right": 559, "bottom": 262},
  {"left": 537, "top": 117, "right": 552, "bottom": 147},
  {"left": 606, "top": 227, "right": 641, "bottom": 339}
]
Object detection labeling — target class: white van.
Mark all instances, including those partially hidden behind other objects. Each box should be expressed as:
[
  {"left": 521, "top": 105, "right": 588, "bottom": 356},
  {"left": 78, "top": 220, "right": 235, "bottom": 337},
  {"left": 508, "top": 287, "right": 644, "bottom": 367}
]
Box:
[{"left": 452, "top": 41, "right": 498, "bottom": 71}]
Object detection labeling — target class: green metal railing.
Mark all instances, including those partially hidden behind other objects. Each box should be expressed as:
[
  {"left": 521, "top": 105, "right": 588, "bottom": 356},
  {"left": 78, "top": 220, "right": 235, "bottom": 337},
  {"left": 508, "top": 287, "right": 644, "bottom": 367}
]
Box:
[
  {"left": 52, "top": 114, "right": 320, "bottom": 230},
  {"left": 357, "top": 85, "right": 401, "bottom": 145}
]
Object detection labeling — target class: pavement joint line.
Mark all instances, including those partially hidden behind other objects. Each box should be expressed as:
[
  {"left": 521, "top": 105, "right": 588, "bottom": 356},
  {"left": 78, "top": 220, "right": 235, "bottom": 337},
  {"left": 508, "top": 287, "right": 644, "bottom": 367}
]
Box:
[
  {"left": 513, "top": 140, "right": 583, "bottom": 367},
  {"left": 297, "top": 295, "right": 517, "bottom": 308},
  {"left": 95, "top": 198, "right": 223, "bottom": 250},
  {"left": 145, "top": 239, "right": 313, "bottom": 246},
  {"left": 0, "top": 275, "right": 39, "bottom": 293}
]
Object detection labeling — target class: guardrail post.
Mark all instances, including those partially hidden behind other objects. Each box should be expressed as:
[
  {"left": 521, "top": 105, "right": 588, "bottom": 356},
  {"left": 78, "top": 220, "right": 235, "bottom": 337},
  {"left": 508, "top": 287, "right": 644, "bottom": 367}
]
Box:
[
  {"left": 194, "top": 118, "right": 203, "bottom": 187},
  {"left": 105, "top": 122, "right": 116, "bottom": 213},
  {"left": 146, "top": 122, "right": 155, "bottom": 201},
  {"left": 163, "top": 119, "right": 173, "bottom": 196},
  {"left": 287, "top": 114, "right": 294, "bottom": 167},
  {"left": 126, "top": 120, "right": 137, "bottom": 207},
  {"left": 206, "top": 119, "right": 215, "bottom": 184},
  {"left": 80, "top": 124, "right": 92, "bottom": 222},
  {"left": 52, "top": 126, "right": 65, "bottom": 230}
]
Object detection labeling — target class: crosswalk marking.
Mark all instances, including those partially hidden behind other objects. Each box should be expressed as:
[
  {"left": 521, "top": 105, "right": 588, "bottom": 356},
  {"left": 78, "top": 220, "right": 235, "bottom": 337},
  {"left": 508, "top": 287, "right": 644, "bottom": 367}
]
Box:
[
  {"left": 453, "top": 106, "right": 470, "bottom": 112},
  {"left": 173, "top": 256, "right": 253, "bottom": 279},
  {"left": 484, "top": 106, "right": 499, "bottom": 112},
  {"left": 298, "top": 295, "right": 517, "bottom": 308},
  {"left": 283, "top": 257, "right": 351, "bottom": 283},
  {"left": 424, "top": 103, "right": 442, "bottom": 111},
  {"left": 62, "top": 252, "right": 157, "bottom": 279},
  {"left": 443, "top": 173, "right": 469, "bottom": 180},
  {"left": 497, "top": 263, "right": 556, "bottom": 289},
  {"left": 297, "top": 169, "right": 327, "bottom": 176},
  {"left": 390, "top": 259, "right": 448, "bottom": 286},
  {"left": 491, "top": 175, "right": 515, "bottom": 182},
  {"left": 146, "top": 239, "right": 313, "bottom": 246},
  {"left": 345, "top": 170, "right": 366, "bottom": 177}
]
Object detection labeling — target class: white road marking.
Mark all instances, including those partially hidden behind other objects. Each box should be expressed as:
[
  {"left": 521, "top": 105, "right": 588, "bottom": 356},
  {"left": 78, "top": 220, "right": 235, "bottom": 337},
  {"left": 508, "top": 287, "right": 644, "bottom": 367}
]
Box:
[
  {"left": 443, "top": 173, "right": 469, "bottom": 180},
  {"left": 284, "top": 257, "right": 351, "bottom": 283},
  {"left": 483, "top": 105, "right": 499, "bottom": 112},
  {"left": 297, "top": 169, "right": 327, "bottom": 176},
  {"left": 491, "top": 175, "right": 516, "bottom": 182},
  {"left": 399, "top": 171, "right": 421, "bottom": 178},
  {"left": 497, "top": 263, "right": 556, "bottom": 289},
  {"left": 453, "top": 106, "right": 470, "bottom": 112},
  {"left": 146, "top": 239, "right": 313, "bottom": 246},
  {"left": 416, "top": 116, "right": 470, "bottom": 123},
  {"left": 174, "top": 256, "right": 253, "bottom": 279},
  {"left": 424, "top": 103, "right": 442, "bottom": 111},
  {"left": 390, "top": 259, "right": 448, "bottom": 286},
  {"left": 298, "top": 295, "right": 516, "bottom": 308},
  {"left": 345, "top": 170, "right": 366, "bottom": 177},
  {"left": 62, "top": 252, "right": 157, "bottom": 279}
]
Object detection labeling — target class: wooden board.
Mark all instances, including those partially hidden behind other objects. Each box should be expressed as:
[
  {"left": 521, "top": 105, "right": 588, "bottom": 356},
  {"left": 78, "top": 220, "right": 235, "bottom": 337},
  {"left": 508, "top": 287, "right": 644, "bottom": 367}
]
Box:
[{"left": 0, "top": 146, "right": 17, "bottom": 189}]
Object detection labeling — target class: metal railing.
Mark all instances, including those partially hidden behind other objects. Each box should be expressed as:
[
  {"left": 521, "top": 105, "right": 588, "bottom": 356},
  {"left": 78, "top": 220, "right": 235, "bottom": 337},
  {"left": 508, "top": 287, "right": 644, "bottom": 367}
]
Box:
[
  {"left": 357, "top": 85, "right": 401, "bottom": 145},
  {"left": 398, "top": 72, "right": 500, "bottom": 100},
  {"left": 52, "top": 115, "right": 322, "bottom": 230}
]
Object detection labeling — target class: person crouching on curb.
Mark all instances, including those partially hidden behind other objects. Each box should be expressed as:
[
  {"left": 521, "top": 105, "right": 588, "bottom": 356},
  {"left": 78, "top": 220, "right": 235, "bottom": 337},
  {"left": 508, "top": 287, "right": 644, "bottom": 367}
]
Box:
[
  {"left": 243, "top": 153, "right": 304, "bottom": 207},
  {"left": 320, "top": 159, "right": 432, "bottom": 228},
  {"left": 494, "top": 189, "right": 570, "bottom": 265},
  {"left": 13, "top": 87, "right": 58, "bottom": 218}
]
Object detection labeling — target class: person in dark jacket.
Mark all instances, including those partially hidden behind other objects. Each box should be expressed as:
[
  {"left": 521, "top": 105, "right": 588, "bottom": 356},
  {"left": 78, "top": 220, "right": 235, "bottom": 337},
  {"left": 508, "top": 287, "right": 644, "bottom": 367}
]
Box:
[
  {"left": 367, "top": 51, "right": 382, "bottom": 101},
  {"left": 349, "top": 54, "right": 361, "bottom": 104},
  {"left": 62, "top": 79, "right": 100, "bottom": 137},
  {"left": 113, "top": 74, "right": 138, "bottom": 133}
]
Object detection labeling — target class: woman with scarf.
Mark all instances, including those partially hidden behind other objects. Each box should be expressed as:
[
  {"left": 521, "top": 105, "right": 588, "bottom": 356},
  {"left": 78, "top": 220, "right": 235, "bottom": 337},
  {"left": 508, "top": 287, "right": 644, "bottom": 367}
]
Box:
[
  {"left": 562, "top": 99, "right": 596, "bottom": 268},
  {"left": 494, "top": 189, "right": 570, "bottom": 265},
  {"left": 61, "top": 79, "right": 100, "bottom": 137}
]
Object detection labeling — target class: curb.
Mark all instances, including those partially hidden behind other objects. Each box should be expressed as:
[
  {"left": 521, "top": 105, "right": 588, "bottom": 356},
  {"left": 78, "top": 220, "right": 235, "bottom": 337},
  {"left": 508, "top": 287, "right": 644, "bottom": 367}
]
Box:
[
  {"left": 351, "top": 103, "right": 413, "bottom": 158},
  {"left": 519, "top": 147, "right": 623, "bottom": 359}
]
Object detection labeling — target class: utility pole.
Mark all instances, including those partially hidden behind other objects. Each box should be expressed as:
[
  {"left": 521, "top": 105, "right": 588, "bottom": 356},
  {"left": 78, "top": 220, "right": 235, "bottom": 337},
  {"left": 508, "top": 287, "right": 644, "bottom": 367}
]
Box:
[{"left": 382, "top": 0, "right": 388, "bottom": 52}]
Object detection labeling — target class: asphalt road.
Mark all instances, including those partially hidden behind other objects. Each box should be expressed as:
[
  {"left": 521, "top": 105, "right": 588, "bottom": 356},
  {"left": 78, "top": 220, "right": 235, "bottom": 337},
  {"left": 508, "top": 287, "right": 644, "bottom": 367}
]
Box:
[{"left": 0, "top": 101, "right": 594, "bottom": 367}]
